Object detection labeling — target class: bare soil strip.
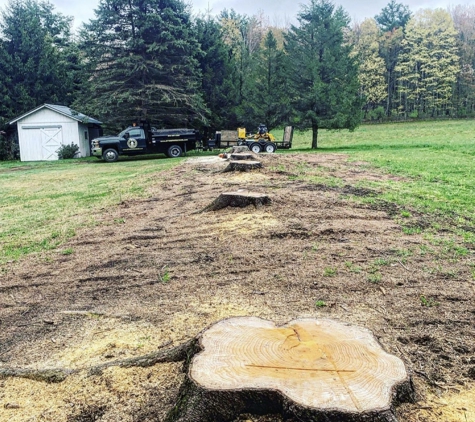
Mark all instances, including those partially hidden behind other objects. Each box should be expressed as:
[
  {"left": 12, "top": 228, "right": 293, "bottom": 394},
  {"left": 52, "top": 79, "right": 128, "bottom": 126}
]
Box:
[{"left": 0, "top": 154, "right": 474, "bottom": 422}]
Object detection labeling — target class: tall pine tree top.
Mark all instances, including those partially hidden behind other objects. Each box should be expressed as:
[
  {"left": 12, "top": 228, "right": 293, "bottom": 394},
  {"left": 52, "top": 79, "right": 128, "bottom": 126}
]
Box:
[{"left": 76, "top": 0, "right": 207, "bottom": 129}]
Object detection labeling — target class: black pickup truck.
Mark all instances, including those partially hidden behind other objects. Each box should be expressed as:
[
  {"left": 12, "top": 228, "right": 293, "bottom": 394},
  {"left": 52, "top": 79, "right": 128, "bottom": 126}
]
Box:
[{"left": 91, "top": 123, "right": 201, "bottom": 162}]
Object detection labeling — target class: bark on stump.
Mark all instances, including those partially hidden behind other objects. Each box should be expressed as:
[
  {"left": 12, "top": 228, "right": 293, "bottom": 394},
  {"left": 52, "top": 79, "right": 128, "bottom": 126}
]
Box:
[
  {"left": 230, "top": 153, "right": 255, "bottom": 161},
  {"left": 166, "top": 317, "right": 414, "bottom": 422},
  {"left": 230, "top": 146, "right": 250, "bottom": 154},
  {"left": 223, "top": 160, "right": 262, "bottom": 172},
  {"left": 202, "top": 191, "right": 271, "bottom": 212}
]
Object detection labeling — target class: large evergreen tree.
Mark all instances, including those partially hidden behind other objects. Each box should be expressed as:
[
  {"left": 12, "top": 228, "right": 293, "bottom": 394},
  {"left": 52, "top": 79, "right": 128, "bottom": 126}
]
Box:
[
  {"left": 245, "top": 29, "right": 291, "bottom": 130},
  {"left": 285, "top": 0, "right": 362, "bottom": 148},
  {"left": 0, "top": 0, "right": 75, "bottom": 118},
  {"left": 76, "top": 0, "right": 207, "bottom": 129},
  {"left": 195, "top": 15, "right": 236, "bottom": 130}
]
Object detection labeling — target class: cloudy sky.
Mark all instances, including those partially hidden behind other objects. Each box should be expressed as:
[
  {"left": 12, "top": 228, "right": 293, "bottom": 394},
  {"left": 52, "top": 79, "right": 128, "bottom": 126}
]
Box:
[{"left": 0, "top": 0, "right": 466, "bottom": 30}]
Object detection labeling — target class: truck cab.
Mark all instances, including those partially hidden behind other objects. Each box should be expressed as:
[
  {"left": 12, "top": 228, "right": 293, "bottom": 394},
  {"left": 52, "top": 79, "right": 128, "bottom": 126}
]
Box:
[{"left": 91, "top": 124, "right": 200, "bottom": 162}]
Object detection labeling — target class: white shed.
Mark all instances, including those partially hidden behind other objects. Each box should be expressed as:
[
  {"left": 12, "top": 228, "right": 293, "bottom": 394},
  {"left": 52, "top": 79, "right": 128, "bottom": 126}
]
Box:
[{"left": 8, "top": 104, "right": 102, "bottom": 161}]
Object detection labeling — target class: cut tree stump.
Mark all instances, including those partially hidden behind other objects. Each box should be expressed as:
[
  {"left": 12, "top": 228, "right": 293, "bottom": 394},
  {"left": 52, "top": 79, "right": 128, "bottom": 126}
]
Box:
[
  {"left": 202, "top": 191, "right": 271, "bottom": 212},
  {"left": 230, "top": 153, "right": 255, "bottom": 161},
  {"left": 230, "top": 146, "right": 250, "bottom": 153},
  {"left": 223, "top": 160, "right": 262, "bottom": 172},
  {"left": 166, "top": 317, "right": 414, "bottom": 422}
]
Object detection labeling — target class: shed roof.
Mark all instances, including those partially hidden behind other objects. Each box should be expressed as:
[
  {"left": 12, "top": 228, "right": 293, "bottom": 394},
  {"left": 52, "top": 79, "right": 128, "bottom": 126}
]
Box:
[{"left": 8, "top": 104, "right": 102, "bottom": 125}]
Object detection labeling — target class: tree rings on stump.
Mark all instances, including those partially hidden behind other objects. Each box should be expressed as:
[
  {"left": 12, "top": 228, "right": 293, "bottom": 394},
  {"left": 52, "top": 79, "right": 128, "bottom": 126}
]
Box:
[
  {"left": 223, "top": 160, "right": 262, "bottom": 172},
  {"left": 166, "top": 317, "right": 414, "bottom": 422},
  {"left": 202, "top": 191, "right": 271, "bottom": 212}
]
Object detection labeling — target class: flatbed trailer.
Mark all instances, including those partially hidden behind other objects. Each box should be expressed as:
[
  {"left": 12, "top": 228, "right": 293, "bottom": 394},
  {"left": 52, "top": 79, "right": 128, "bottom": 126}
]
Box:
[{"left": 210, "top": 126, "right": 293, "bottom": 153}]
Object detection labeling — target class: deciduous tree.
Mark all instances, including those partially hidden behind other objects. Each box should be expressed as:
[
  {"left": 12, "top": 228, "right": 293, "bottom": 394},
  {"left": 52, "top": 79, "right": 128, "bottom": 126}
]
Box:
[
  {"left": 352, "top": 18, "right": 387, "bottom": 119},
  {"left": 396, "top": 9, "right": 460, "bottom": 118}
]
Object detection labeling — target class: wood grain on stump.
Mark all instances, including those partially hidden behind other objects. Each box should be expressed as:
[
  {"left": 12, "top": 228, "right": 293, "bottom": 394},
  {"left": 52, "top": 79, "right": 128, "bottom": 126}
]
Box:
[
  {"left": 167, "top": 317, "right": 414, "bottom": 422},
  {"left": 223, "top": 160, "right": 262, "bottom": 172},
  {"left": 203, "top": 191, "right": 271, "bottom": 212}
]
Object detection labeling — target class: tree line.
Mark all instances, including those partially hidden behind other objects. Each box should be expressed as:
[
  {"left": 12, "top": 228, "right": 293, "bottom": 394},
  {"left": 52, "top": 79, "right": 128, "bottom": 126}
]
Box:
[{"left": 0, "top": 0, "right": 474, "bottom": 159}]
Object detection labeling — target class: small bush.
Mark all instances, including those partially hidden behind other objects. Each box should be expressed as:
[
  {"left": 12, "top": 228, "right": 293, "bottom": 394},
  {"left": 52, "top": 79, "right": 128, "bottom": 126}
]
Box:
[{"left": 57, "top": 143, "right": 79, "bottom": 159}]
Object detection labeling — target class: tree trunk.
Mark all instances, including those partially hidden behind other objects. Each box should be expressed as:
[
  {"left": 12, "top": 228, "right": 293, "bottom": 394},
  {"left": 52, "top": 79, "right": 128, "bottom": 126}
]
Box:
[
  {"left": 311, "top": 122, "right": 318, "bottom": 149},
  {"left": 166, "top": 317, "right": 415, "bottom": 422}
]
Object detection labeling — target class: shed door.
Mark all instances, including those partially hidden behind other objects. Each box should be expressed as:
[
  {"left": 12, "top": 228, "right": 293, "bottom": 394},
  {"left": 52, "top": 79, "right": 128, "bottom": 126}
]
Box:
[{"left": 41, "top": 127, "right": 63, "bottom": 160}]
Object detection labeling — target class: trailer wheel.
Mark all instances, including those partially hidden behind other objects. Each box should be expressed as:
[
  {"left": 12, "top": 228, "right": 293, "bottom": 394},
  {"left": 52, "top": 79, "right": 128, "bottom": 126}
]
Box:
[
  {"left": 103, "top": 148, "right": 119, "bottom": 162},
  {"left": 167, "top": 145, "right": 183, "bottom": 158},
  {"left": 249, "top": 142, "right": 262, "bottom": 154},
  {"left": 264, "top": 143, "right": 276, "bottom": 153}
]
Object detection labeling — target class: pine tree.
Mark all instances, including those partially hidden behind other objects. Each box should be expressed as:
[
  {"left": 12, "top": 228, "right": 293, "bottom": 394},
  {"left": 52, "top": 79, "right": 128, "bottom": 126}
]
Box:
[
  {"left": 0, "top": 0, "right": 75, "bottom": 116},
  {"left": 285, "top": 0, "right": 362, "bottom": 148},
  {"left": 375, "top": 0, "right": 412, "bottom": 32},
  {"left": 76, "top": 0, "right": 207, "bottom": 129},
  {"left": 195, "top": 14, "right": 236, "bottom": 129},
  {"left": 246, "top": 29, "right": 291, "bottom": 130},
  {"left": 219, "top": 10, "right": 265, "bottom": 128}
]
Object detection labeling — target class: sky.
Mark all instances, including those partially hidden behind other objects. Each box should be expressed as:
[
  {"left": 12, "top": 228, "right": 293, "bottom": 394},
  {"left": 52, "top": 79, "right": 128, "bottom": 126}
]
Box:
[{"left": 0, "top": 0, "right": 467, "bottom": 31}]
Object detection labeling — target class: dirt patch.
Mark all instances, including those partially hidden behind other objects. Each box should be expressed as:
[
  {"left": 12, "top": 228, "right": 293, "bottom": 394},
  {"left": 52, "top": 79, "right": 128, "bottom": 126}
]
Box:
[{"left": 0, "top": 153, "right": 474, "bottom": 421}]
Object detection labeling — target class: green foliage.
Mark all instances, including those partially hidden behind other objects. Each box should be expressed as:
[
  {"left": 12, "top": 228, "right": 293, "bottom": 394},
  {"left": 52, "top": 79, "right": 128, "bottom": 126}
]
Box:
[
  {"left": 285, "top": 0, "right": 363, "bottom": 148},
  {"left": 0, "top": 0, "right": 77, "bottom": 119},
  {"left": 315, "top": 300, "right": 327, "bottom": 308},
  {"left": 396, "top": 9, "right": 460, "bottom": 118},
  {"left": 242, "top": 29, "right": 291, "bottom": 130},
  {"left": 75, "top": 0, "right": 208, "bottom": 130},
  {"left": 0, "top": 131, "right": 19, "bottom": 161},
  {"left": 375, "top": 0, "right": 412, "bottom": 32},
  {"left": 195, "top": 15, "right": 236, "bottom": 129},
  {"left": 57, "top": 143, "right": 79, "bottom": 159}
]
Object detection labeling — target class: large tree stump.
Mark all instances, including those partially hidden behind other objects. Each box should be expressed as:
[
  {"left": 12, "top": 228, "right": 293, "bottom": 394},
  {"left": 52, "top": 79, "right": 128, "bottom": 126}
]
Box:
[
  {"left": 223, "top": 160, "right": 262, "bottom": 172},
  {"left": 230, "top": 146, "right": 250, "bottom": 153},
  {"left": 166, "top": 317, "right": 414, "bottom": 422},
  {"left": 230, "top": 153, "right": 255, "bottom": 161},
  {"left": 202, "top": 191, "right": 271, "bottom": 212}
]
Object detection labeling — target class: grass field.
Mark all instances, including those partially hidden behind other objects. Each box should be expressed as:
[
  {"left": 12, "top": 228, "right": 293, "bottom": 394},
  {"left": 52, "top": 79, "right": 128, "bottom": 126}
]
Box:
[{"left": 1, "top": 119, "right": 474, "bottom": 264}]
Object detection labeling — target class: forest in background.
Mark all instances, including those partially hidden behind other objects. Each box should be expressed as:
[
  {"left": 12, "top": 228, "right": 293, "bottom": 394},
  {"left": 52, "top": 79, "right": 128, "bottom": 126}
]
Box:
[{"left": 1, "top": 0, "right": 475, "bottom": 159}]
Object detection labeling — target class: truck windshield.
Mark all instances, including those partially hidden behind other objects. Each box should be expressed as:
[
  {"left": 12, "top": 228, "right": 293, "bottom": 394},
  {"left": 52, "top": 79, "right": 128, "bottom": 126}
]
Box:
[{"left": 118, "top": 128, "right": 143, "bottom": 138}]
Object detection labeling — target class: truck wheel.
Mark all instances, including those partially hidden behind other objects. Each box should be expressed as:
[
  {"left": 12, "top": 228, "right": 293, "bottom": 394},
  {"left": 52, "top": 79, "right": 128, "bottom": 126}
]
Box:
[
  {"left": 103, "top": 148, "right": 119, "bottom": 162},
  {"left": 264, "top": 143, "right": 276, "bottom": 153},
  {"left": 167, "top": 145, "right": 183, "bottom": 158},
  {"left": 249, "top": 142, "right": 262, "bottom": 154}
]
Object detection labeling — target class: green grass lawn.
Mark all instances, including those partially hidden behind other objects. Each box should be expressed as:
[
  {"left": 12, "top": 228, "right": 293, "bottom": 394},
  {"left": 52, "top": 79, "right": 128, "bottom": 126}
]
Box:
[
  {"left": 1, "top": 119, "right": 474, "bottom": 264},
  {"left": 284, "top": 120, "right": 475, "bottom": 222},
  {"left": 0, "top": 155, "right": 179, "bottom": 263}
]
